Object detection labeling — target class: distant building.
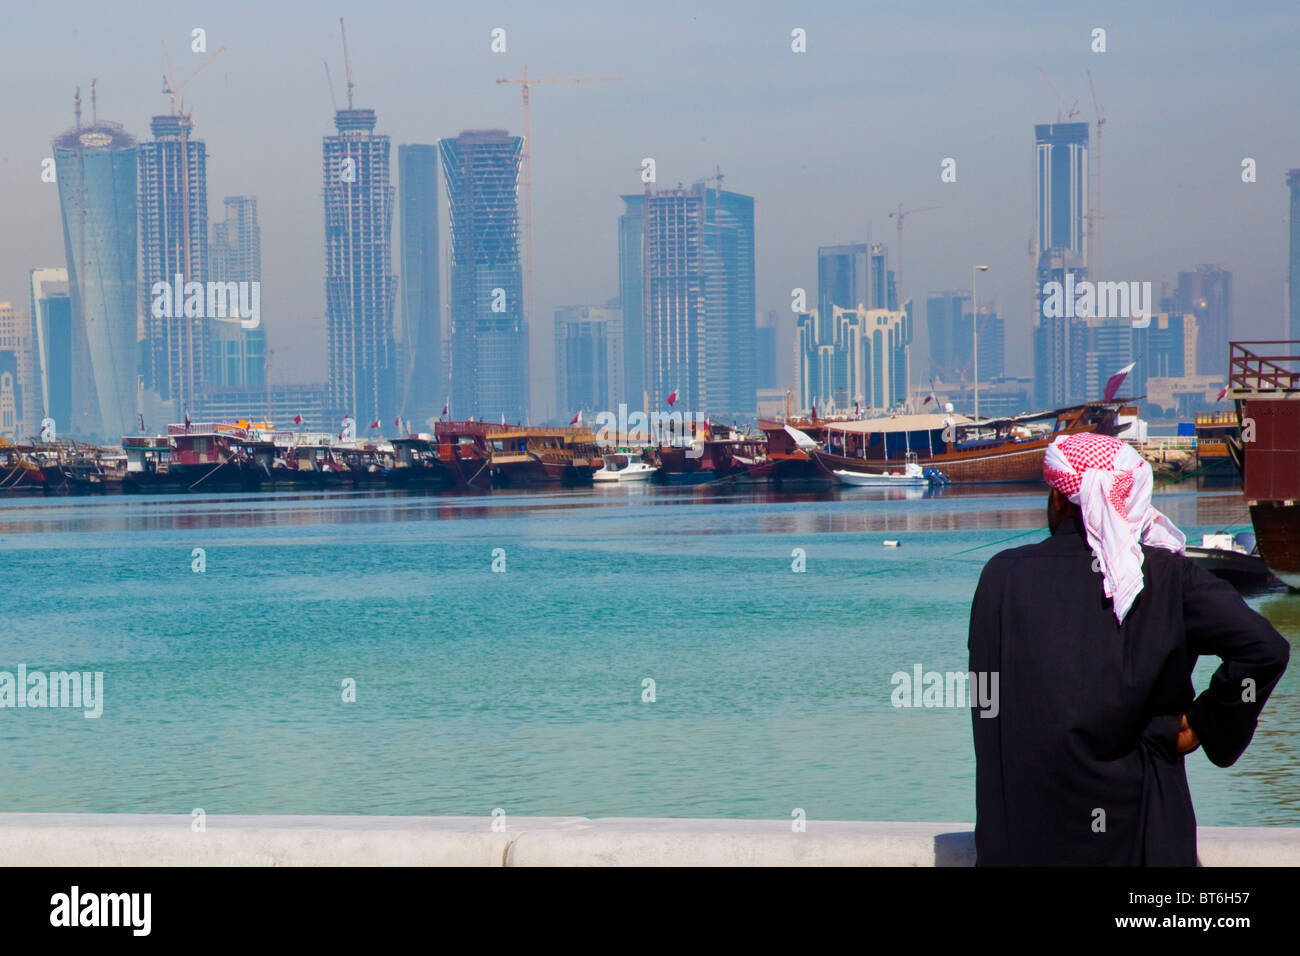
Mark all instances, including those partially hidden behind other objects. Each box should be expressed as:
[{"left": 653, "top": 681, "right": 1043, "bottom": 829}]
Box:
[
  {"left": 54, "top": 119, "right": 139, "bottom": 441},
  {"left": 974, "top": 307, "right": 1005, "bottom": 382},
  {"left": 440, "top": 130, "right": 527, "bottom": 423},
  {"left": 555, "top": 304, "right": 623, "bottom": 419},
  {"left": 755, "top": 309, "right": 778, "bottom": 390},
  {"left": 1035, "top": 122, "right": 1089, "bottom": 265},
  {"left": 398, "top": 144, "right": 442, "bottom": 429},
  {"left": 1082, "top": 316, "right": 1135, "bottom": 399},
  {"left": 930, "top": 376, "right": 1033, "bottom": 419},
  {"left": 925, "top": 290, "right": 968, "bottom": 382},
  {"left": 1033, "top": 248, "right": 1088, "bottom": 408},
  {"left": 1144, "top": 375, "right": 1225, "bottom": 419},
  {"left": 796, "top": 303, "right": 913, "bottom": 414},
  {"left": 618, "top": 194, "right": 645, "bottom": 409},
  {"left": 191, "top": 382, "right": 329, "bottom": 433},
  {"left": 641, "top": 182, "right": 755, "bottom": 416},
  {"left": 209, "top": 196, "right": 266, "bottom": 388},
  {"left": 0, "top": 301, "right": 32, "bottom": 440},
  {"left": 28, "top": 268, "right": 72, "bottom": 435},
  {"left": 324, "top": 107, "right": 397, "bottom": 428},
  {"left": 1174, "top": 265, "right": 1231, "bottom": 378},
  {"left": 139, "top": 114, "right": 210, "bottom": 413}
]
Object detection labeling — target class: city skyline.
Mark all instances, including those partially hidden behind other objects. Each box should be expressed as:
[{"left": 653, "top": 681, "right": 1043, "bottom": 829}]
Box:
[{"left": 1, "top": 1, "right": 1297, "bottom": 427}]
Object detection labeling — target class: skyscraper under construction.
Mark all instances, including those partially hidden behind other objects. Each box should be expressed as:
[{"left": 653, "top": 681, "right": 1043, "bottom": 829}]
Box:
[
  {"left": 439, "top": 130, "right": 528, "bottom": 424},
  {"left": 138, "top": 113, "right": 209, "bottom": 411},
  {"left": 323, "top": 107, "right": 397, "bottom": 428}
]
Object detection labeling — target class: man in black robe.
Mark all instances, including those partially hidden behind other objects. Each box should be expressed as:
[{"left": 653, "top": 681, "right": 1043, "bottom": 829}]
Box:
[{"left": 968, "top": 433, "right": 1290, "bottom": 865}]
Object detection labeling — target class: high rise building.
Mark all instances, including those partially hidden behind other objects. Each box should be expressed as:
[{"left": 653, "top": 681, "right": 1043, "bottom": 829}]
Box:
[
  {"left": 1174, "top": 265, "right": 1231, "bottom": 378},
  {"left": 641, "top": 182, "right": 755, "bottom": 416},
  {"left": 54, "top": 119, "right": 138, "bottom": 441},
  {"left": 398, "top": 145, "right": 442, "bottom": 429},
  {"left": 618, "top": 194, "right": 645, "bottom": 409},
  {"left": 555, "top": 304, "right": 623, "bottom": 418},
  {"left": 1033, "top": 248, "right": 1088, "bottom": 408},
  {"left": 324, "top": 108, "right": 397, "bottom": 427},
  {"left": 925, "top": 290, "right": 969, "bottom": 381},
  {"left": 974, "top": 306, "right": 1005, "bottom": 382},
  {"left": 795, "top": 303, "right": 913, "bottom": 414},
  {"left": 209, "top": 195, "right": 266, "bottom": 388},
  {"left": 0, "top": 302, "right": 32, "bottom": 440},
  {"left": 1034, "top": 123, "right": 1089, "bottom": 265},
  {"left": 28, "top": 268, "right": 73, "bottom": 434},
  {"left": 440, "top": 130, "right": 527, "bottom": 423},
  {"left": 1290, "top": 170, "right": 1300, "bottom": 340},
  {"left": 138, "top": 113, "right": 210, "bottom": 412},
  {"left": 755, "top": 309, "right": 778, "bottom": 390}
]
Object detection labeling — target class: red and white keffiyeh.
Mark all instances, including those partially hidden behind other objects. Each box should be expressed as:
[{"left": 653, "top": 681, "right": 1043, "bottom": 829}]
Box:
[{"left": 1043, "top": 433, "right": 1185, "bottom": 623}]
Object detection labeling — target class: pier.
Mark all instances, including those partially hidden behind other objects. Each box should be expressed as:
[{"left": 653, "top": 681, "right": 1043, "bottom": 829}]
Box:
[{"left": 1, "top": 815, "right": 1296, "bottom": 866}]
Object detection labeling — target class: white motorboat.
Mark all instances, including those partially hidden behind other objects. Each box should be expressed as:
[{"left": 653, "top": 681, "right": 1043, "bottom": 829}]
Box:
[
  {"left": 834, "top": 461, "right": 930, "bottom": 487},
  {"left": 594, "top": 452, "right": 658, "bottom": 482}
]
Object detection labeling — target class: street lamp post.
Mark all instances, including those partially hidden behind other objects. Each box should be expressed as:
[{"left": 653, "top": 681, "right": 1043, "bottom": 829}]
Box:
[{"left": 972, "top": 264, "right": 990, "bottom": 420}]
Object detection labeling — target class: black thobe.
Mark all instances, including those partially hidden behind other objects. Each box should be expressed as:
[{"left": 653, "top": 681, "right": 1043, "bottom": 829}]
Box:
[{"left": 968, "top": 513, "right": 1290, "bottom": 866}]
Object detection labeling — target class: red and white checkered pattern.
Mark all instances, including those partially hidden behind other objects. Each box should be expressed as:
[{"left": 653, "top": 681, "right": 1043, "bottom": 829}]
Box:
[{"left": 1042, "top": 432, "right": 1184, "bottom": 624}]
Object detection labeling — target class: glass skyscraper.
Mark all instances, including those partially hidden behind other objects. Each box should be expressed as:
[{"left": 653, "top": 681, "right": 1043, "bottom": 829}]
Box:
[
  {"left": 618, "top": 194, "right": 645, "bottom": 409},
  {"left": 209, "top": 195, "right": 266, "bottom": 388},
  {"left": 1035, "top": 123, "right": 1089, "bottom": 265},
  {"left": 54, "top": 120, "right": 138, "bottom": 442},
  {"left": 440, "top": 130, "right": 527, "bottom": 423},
  {"left": 324, "top": 108, "right": 397, "bottom": 427},
  {"left": 398, "top": 144, "right": 442, "bottom": 428},
  {"left": 28, "top": 268, "right": 73, "bottom": 432}
]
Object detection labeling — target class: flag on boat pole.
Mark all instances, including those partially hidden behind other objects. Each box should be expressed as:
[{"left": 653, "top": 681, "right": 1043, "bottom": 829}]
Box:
[{"left": 1103, "top": 362, "right": 1136, "bottom": 402}]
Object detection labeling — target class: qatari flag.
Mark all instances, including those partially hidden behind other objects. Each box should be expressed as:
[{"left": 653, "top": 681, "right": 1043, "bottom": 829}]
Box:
[
  {"left": 667, "top": 388, "right": 678, "bottom": 407},
  {"left": 569, "top": 411, "right": 581, "bottom": 426},
  {"left": 1103, "top": 362, "right": 1136, "bottom": 402},
  {"left": 293, "top": 414, "right": 303, "bottom": 425}
]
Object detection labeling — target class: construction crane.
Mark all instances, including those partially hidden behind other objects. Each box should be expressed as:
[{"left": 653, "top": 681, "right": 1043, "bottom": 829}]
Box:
[
  {"left": 1036, "top": 67, "right": 1080, "bottom": 123},
  {"left": 339, "top": 17, "right": 355, "bottom": 109},
  {"left": 323, "top": 61, "right": 339, "bottom": 112},
  {"left": 887, "top": 203, "right": 938, "bottom": 299},
  {"left": 1086, "top": 70, "right": 1106, "bottom": 277},
  {"left": 161, "top": 40, "right": 226, "bottom": 116},
  {"left": 497, "top": 65, "right": 618, "bottom": 332}
]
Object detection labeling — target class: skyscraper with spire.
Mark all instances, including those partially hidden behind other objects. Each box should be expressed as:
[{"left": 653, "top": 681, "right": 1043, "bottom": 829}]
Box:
[
  {"left": 323, "top": 106, "right": 397, "bottom": 427},
  {"left": 53, "top": 95, "right": 138, "bottom": 442}
]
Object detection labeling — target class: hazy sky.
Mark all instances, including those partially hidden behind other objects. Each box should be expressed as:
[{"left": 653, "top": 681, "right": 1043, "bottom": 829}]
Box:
[{"left": 2, "top": 0, "right": 1297, "bottom": 418}]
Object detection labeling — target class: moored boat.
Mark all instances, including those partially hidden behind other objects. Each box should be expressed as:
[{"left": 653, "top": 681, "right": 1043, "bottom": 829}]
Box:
[
  {"left": 593, "top": 451, "right": 658, "bottom": 482},
  {"left": 1228, "top": 341, "right": 1300, "bottom": 587}
]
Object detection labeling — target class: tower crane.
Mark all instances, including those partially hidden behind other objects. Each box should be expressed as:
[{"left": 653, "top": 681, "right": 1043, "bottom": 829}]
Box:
[{"left": 497, "top": 66, "right": 618, "bottom": 330}]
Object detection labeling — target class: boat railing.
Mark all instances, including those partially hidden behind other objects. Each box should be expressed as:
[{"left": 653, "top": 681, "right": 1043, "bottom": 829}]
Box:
[{"left": 1229, "top": 341, "right": 1300, "bottom": 392}]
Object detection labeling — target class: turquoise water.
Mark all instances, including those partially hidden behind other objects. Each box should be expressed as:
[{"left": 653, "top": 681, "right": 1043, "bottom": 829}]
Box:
[{"left": 0, "top": 484, "right": 1295, "bottom": 825}]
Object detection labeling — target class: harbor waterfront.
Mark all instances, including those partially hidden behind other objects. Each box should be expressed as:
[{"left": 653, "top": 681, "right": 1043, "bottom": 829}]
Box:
[{"left": 1, "top": 483, "right": 1295, "bottom": 826}]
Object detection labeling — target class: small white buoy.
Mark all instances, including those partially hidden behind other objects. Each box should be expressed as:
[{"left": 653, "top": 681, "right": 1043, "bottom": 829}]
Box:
[{"left": 883, "top": 540, "right": 901, "bottom": 548}]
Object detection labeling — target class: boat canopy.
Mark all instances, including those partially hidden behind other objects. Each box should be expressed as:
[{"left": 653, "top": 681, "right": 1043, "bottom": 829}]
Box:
[{"left": 824, "top": 413, "right": 974, "bottom": 434}]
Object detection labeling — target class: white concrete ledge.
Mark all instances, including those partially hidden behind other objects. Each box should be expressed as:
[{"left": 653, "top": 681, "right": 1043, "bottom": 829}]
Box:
[{"left": 0, "top": 815, "right": 1296, "bottom": 866}]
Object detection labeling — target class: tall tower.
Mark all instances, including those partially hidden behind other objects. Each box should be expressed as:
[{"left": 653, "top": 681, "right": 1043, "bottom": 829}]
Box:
[
  {"left": 28, "top": 268, "right": 73, "bottom": 432},
  {"left": 642, "top": 181, "right": 755, "bottom": 416},
  {"left": 210, "top": 196, "right": 266, "bottom": 387},
  {"left": 1175, "top": 265, "right": 1232, "bottom": 378},
  {"left": 398, "top": 144, "right": 442, "bottom": 428},
  {"left": 54, "top": 117, "right": 138, "bottom": 441},
  {"left": 618, "top": 194, "right": 645, "bottom": 409},
  {"left": 138, "top": 113, "right": 210, "bottom": 412},
  {"left": 323, "top": 108, "right": 397, "bottom": 426},
  {"left": 1034, "top": 123, "right": 1089, "bottom": 266},
  {"left": 439, "top": 130, "right": 527, "bottom": 423}
]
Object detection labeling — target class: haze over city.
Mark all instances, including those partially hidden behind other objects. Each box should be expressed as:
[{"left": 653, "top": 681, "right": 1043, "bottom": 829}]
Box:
[{"left": 1, "top": 0, "right": 1297, "bottom": 420}]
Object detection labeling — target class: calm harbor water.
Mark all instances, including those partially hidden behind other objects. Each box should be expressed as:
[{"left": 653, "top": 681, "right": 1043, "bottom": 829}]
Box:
[{"left": 1, "top": 483, "right": 1295, "bottom": 825}]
